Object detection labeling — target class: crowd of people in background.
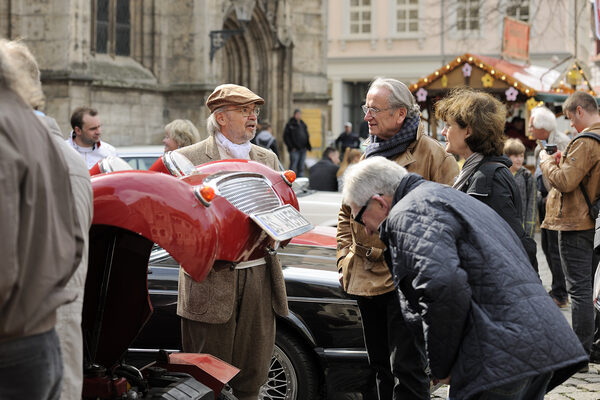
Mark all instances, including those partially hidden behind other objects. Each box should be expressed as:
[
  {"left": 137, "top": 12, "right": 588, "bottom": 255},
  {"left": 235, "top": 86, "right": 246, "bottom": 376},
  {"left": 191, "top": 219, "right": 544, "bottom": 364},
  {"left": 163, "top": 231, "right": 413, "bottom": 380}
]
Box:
[{"left": 2, "top": 33, "right": 600, "bottom": 400}]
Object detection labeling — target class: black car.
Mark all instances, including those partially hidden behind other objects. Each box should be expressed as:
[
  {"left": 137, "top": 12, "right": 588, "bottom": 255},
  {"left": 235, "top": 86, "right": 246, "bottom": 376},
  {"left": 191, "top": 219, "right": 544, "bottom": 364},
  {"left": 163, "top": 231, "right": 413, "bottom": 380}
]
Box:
[{"left": 129, "top": 227, "right": 374, "bottom": 400}]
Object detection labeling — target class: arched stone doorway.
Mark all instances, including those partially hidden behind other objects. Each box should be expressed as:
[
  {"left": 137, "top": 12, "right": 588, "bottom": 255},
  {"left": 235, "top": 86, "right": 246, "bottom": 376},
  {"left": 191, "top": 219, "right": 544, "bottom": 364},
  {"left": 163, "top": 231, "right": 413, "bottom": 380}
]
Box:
[{"left": 215, "top": 2, "right": 293, "bottom": 154}]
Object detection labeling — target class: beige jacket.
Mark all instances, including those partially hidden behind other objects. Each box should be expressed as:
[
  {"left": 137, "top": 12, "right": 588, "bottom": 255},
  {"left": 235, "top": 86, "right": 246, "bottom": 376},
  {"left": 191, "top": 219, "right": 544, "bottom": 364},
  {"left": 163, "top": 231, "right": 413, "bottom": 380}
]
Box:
[
  {"left": 0, "top": 87, "right": 83, "bottom": 341},
  {"left": 336, "top": 125, "right": 459, "bottom": 296},
  {"left": 176, "top": 135, "right": 288, "bottom": 323},
  {"left": 540, "top": 123, "right": 600, "bottom": 231}
]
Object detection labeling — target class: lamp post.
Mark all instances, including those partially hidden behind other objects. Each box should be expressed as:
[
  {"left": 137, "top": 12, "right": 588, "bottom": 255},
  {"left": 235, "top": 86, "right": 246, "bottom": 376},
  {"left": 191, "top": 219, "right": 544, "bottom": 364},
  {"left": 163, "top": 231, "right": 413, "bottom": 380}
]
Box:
[{"left": 209, "top": 2, "right": 254, "bottom": 61}]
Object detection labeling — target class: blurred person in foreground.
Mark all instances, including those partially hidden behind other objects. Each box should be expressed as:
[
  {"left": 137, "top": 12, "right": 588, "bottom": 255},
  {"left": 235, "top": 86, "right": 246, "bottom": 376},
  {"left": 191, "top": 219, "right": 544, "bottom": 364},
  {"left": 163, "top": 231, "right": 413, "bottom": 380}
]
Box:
[
  {"left": 337, "top": 147, "right": 362, "bottom": 192},
  {"left": 309, "top": 146, "right": 340, "bottom": 191},
  {"left": 0, "top": 38, "right": 83, "bottom": 400},
  {"left": 163, "top": 119, "right": 201, "bottom": 152},
  {"left": 5, "top": 39, "right": 93, "bottom": 400},
  {"left": 504, "top": 138, "right": 536, "bottom": 240},
  {"left": 436, "top": 88, "right": 537, "bottom": 269},
  {"left": 342, "top": 156, "right": 588, "bottom": 400},
  {"left": 529, "top": 106, "right": 571, "bottom": 308},
  {"left": 337, "top": 77, "right": 459, "bottom": 399},
  {"left": 539, "top": 91, "right": 600, "bottom": 367},
  {"left": 67, "top": 106, "right": 117, "bottom": 169},
  {"left": 176, "top": 84, "right": 286, "bottom": 400}
]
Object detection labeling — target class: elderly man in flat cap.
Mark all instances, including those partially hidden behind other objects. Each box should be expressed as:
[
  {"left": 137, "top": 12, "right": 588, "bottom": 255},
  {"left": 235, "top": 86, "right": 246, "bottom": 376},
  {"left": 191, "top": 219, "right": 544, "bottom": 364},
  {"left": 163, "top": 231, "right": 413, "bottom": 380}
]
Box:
[{"left": 176, "top": 84, "right": 285, "bottom": 400}]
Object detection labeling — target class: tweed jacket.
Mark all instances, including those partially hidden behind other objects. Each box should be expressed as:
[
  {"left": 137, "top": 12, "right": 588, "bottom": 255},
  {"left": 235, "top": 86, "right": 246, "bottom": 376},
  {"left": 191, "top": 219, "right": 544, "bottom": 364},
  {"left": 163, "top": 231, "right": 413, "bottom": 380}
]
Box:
[
  {"left": 541, "top": 123, "right": 600, "bottom": 231},
  {"left": 336, "top": 124, "right": 460, "bottom": 296},
  {"left": 176, "top": 135, "right": 288, "bottom": 323}
]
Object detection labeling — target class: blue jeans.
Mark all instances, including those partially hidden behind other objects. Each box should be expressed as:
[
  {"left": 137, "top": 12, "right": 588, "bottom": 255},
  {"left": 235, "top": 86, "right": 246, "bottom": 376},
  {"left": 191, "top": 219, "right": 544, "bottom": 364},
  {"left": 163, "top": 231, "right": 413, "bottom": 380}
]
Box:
[
  {"left": 558, "top": 229, "right": 598, "bottom": 353},
  {"left": 0, "top": 329, "right": 63, "bottom": 400},
  {"left": 288, "top": 148, "right": 307, "bottom": 177},
  {"left": 450, "top": 372, "right": 552, "bottom": 400}
]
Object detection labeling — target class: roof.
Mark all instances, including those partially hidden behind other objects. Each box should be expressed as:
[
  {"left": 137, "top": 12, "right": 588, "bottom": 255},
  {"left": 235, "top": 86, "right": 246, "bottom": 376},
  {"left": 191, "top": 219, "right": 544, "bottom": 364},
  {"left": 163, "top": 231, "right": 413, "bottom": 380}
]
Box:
[{"left": 410, "top": 53, "right": 596, "bottom": 99}]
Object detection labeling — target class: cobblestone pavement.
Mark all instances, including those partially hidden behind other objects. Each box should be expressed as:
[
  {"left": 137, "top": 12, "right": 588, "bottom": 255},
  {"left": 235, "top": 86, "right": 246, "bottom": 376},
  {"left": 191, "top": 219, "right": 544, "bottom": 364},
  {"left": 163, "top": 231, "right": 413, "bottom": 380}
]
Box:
[{"left": 431, "top": 232, "right": 600, "bottom": 399}]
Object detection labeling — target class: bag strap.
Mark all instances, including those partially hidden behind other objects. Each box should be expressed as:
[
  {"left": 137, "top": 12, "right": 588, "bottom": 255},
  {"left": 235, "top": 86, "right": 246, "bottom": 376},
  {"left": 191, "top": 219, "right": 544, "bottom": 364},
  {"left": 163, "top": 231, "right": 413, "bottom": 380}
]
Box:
[{"left": 570, "top": 132, "right": 600, "bottom": 220}]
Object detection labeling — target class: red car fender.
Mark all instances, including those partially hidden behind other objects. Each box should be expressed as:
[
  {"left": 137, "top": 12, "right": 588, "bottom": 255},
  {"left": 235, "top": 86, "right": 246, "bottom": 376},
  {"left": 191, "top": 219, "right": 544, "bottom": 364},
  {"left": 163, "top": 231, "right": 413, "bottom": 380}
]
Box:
[{"left": 91, "top": 170, "right": 217, "bottom": 282}]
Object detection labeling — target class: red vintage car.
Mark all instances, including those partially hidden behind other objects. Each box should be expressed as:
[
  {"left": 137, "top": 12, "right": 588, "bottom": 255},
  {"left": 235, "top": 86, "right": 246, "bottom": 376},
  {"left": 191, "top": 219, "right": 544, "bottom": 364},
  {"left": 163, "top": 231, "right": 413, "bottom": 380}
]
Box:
[{"left": 83, "top": 156, "right": 313, "bottom": 399}]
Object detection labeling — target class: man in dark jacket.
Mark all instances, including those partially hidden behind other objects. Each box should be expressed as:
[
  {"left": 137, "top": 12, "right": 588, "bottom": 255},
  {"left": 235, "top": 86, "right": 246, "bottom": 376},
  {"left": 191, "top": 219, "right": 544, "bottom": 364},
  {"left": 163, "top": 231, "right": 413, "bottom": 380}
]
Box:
[
  {"left": 309, "top": 147, "right": 340, "bottom": 191},
  {"left": 335, "top": 122, "right": 361, "bottom": 155},
  {"left": 342, "top": 156, "right": 588, "bottom": 400},
  {"left": 283, "top": 109, "right": 311, "bottom": 176}
]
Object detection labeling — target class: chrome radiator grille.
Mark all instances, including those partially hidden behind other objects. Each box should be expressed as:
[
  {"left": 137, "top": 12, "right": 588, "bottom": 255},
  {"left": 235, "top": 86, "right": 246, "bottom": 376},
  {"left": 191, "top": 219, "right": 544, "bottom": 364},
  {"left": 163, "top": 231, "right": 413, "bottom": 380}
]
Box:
[{"left": 212, "top": 173, "right": 282, "bottom": 215}]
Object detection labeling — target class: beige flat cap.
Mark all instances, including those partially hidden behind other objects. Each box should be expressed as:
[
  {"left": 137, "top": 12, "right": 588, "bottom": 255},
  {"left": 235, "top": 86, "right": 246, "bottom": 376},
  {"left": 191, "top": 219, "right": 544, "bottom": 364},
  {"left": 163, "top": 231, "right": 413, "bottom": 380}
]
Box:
[{"left": 206, "top": 84, "right": 264, "bottom": 113}]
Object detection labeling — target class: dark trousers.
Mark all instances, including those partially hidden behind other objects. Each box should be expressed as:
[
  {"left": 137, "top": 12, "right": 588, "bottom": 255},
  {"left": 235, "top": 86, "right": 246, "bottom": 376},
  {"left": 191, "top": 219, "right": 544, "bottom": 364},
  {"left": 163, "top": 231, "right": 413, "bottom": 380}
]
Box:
[
  {"left": 467, "top": 372, "right": 552, "bottom": 400},
  {"left": 558, "top": 229, "right": 599, "bottom": 353},
  {"left": 542, "top": 228, "right": 568, "bottom": 302},
  {"left": 0, "top": 329, "right": 63, "bottom": 400},
  {"left": 356, "top": 291, "right": 429, "bottom": 400}
]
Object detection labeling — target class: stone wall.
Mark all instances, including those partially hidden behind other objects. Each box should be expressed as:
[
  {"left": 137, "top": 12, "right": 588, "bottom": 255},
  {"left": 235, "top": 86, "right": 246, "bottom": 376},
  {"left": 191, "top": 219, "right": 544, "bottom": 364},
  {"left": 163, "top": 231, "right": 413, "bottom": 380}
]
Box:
[{"left": 0, "top": 0, "right": 329, "bottom": 155}]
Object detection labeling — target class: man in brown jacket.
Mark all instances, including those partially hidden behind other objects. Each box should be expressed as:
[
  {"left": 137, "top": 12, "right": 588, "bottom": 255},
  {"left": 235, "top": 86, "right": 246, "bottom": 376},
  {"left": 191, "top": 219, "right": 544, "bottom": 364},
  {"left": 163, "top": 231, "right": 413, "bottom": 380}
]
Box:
[
  {"left": 0, "top": 39, "right": 83, "bottom": 399},
  {"left": 176, "top": 84, "right": 286, "bottom": 400},
  {"left": 337, "top": 77, "right": 459, "bottom": 399},
  {"left": 540, "top": 91, "right": 600, "bottom": 368}
]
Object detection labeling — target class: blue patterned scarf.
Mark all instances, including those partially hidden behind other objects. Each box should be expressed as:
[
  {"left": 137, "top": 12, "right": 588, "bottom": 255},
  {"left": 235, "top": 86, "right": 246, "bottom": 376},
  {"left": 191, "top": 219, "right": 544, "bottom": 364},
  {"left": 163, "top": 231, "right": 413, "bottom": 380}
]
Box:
[{"left": 364, "top": 113, "right": 420, "bottom": 159}]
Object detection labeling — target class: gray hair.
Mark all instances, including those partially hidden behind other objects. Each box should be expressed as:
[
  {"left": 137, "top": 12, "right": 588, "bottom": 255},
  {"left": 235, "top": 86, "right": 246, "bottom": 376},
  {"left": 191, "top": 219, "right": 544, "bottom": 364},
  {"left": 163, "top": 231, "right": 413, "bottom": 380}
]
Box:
[
  {"left": 369, "top": 77, "right": 420, "bottom": 117},
  {"left": 0, "top": 39, "right": 44, "bottom": 108},
  {"left": 530, "top": 107, "right": 556, "bottom": 132},
  {"left": 342, "top": 156, "right": 408, "bottom": 207},
  {"left": 206, "top": 106, "right": 228, "bottom": 136},
  {"left": 165, "top": 119, "right": 200, "bottom": 148}
]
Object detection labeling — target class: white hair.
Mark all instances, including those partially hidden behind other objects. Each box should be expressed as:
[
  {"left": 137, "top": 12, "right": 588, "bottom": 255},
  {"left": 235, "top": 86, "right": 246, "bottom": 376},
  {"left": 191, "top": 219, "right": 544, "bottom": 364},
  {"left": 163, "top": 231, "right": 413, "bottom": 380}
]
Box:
[
  {"left": 206, "top": 106, "right": 227, "bottom": 136},
  {"left": 342, "top": 156, "right": 408, "bottom": 207},
  {"left": 0, "top": 39, "right": 43, "bottom": 108},
  {"left": 369, "top": 77, "right": 420, "bottom": 118},
  {"left": 530, "top": 107, "right": 557, "bottom": 132}
]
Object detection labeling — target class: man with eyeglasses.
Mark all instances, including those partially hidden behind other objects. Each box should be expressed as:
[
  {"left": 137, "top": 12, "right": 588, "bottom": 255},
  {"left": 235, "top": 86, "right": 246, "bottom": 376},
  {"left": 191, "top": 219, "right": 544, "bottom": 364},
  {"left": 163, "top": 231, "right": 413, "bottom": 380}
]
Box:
[
  {"left": 337, "top": 78, "right": 459, "bottom": 400},
  {"left": 342, "top": 157, "right": 587, "bottom": 400},
  {"left": 176, "top": 84, "right": 285, "bottom": 400}
]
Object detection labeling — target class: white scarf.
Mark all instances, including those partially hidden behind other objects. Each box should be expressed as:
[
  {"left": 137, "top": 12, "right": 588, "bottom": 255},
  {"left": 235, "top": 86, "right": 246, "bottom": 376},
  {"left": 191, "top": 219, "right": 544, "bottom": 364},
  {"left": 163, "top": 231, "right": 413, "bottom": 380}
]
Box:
[{"left": 215, "top": 132, "right": 251, "bottom": 159}]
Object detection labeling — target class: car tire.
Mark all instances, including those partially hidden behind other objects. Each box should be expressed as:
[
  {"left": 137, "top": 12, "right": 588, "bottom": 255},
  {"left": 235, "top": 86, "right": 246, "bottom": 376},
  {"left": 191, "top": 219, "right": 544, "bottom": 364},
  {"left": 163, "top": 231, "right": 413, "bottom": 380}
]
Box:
[{"left": 259, "top": 330, "right": 319, "bottom": 400}]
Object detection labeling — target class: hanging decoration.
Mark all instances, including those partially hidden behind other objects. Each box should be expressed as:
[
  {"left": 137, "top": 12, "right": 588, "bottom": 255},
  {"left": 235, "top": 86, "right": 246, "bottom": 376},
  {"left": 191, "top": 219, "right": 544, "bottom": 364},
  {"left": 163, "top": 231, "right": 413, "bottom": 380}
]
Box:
[
  {"left": 526, "top": 97, "right": 543, "bottom": 110},
  {"left": 415, "top": 88, "right": 428, "bottom": 102},
  {"left": 441, "top": 75, "right": 448, "bottom": 88},
  {"left": 481, "top": 73, "right": 494, "bottom": 88},
  {"left": 462, "top": 63, "right": 472, "bottom": 77},
  {"left": 505, "top": 87, "right": 519, "bottom": 102}
]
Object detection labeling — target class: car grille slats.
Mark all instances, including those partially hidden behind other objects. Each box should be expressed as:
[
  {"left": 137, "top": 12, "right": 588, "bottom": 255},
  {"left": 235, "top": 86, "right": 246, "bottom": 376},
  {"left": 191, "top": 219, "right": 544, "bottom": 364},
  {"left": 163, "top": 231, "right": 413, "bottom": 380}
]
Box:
[{"left": 216, "top": 176, "right": 281, "bottom": 214}]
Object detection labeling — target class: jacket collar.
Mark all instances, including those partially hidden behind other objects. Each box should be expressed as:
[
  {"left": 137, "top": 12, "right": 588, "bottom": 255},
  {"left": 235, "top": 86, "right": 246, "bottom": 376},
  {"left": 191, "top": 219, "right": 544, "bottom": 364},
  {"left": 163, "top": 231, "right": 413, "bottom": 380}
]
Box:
[{"left": 391, "top": 173, "right": 426, "bottom": 207}]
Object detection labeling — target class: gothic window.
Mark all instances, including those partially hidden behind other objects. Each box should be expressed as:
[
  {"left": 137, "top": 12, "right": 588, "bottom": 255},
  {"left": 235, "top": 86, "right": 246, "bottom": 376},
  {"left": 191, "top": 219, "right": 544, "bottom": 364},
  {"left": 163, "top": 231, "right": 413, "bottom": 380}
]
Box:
[
  {"left": 349, "top": 0, "right": 372, "bottom": 35},
  {"left": 395, "top": 0, "right": 419, "bottom": 34},
  {"left": 457, "top": 0, "right": 480, "bottom": 32},
  {"left": 93, "top": 0, "right": 131, "bottom": 56},
  {"left": 506, "top": 0, "right": 529, "bottom": 22}
]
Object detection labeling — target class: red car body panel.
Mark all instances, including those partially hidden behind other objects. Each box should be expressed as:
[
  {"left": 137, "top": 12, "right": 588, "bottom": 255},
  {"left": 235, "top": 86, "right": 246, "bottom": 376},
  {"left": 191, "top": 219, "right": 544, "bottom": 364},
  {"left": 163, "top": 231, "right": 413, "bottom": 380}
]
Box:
[{"left": 91, "top": 170, "right": 218, "bottom": 283}]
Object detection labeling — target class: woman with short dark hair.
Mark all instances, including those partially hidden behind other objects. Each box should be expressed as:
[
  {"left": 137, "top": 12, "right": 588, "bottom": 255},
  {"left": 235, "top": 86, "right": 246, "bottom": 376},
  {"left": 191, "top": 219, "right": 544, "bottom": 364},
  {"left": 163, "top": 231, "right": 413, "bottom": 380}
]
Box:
[{"left": 436, "top": 88, "right": 538, "bottom": 269}]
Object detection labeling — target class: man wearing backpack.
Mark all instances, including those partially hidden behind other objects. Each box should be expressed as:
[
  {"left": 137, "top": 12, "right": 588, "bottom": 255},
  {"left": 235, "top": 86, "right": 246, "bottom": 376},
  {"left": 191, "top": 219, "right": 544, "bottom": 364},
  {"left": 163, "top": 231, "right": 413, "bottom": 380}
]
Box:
[{"left": 539, "top": 91, "right": 600, "bottom": 369}]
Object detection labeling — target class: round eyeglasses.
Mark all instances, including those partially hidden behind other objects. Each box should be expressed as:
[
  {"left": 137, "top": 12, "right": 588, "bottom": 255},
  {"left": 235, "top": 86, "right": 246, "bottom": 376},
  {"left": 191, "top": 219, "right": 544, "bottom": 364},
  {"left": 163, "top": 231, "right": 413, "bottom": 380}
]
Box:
[{"left": 229, "top": 106, "right": 261, "bottom": 117}]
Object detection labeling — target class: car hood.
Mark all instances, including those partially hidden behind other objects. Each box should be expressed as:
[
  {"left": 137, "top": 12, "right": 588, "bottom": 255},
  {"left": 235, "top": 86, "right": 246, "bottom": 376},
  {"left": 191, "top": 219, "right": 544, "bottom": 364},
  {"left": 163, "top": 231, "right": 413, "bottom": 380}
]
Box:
[{"left": 83, "top": 161, "right": 308, "bottom": 368}]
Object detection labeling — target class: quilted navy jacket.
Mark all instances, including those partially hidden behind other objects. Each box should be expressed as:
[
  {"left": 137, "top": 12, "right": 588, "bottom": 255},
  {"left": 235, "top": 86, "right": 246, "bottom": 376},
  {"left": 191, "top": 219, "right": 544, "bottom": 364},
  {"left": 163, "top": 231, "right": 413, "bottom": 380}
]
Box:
[{"left": 380, "top": 174, "right": 587, "bottom": 400}]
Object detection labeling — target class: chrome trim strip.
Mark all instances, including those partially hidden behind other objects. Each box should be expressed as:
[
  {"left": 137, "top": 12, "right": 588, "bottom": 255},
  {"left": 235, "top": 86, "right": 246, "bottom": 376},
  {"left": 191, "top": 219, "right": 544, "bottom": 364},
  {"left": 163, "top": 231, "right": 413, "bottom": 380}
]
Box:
[
  {"left": 277, "top": 252, "right": 335, "bottom": 262},
  {"left": 286, "top": 296, "right": 357, "bottom": 305},
  {"left": 128, "top": 348, "right": 181, "bottom": 353},
  {"left": 314, "top": 348, "right": 369, "bottom": 359},
  {"left": 148, "top": 289, "right": 177, "bottom": 296}
]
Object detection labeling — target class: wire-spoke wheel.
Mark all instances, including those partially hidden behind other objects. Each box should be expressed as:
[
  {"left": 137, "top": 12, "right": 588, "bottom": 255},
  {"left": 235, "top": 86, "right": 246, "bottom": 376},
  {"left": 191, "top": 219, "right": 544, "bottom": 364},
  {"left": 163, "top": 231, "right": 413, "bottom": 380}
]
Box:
[{"left": 259, "top": 331, "right": 319, "bottom": 400}]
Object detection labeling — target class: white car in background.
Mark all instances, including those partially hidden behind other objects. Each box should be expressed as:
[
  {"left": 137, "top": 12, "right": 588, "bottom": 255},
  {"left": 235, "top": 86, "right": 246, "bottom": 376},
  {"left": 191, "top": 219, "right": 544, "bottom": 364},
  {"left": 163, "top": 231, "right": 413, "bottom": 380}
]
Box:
[{"left": 116, "top": 146, "right": 342, "bottom": 226}]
